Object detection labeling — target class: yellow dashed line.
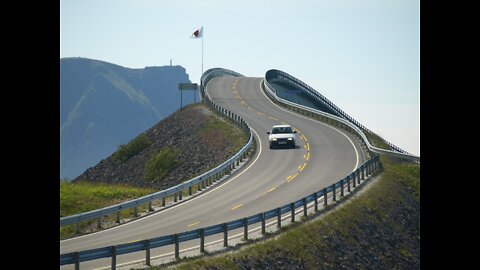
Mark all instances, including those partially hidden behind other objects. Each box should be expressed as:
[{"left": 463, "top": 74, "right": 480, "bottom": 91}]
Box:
[
  {"left": 299, "top": 136, "right": 304, "bottom": 141},
  {"left": 298, "top": 164, "right": 302, "bottom": 170},
  {"left": 302, "top": 135, "right": 308, "bottom": 142},
  {"left": 268, "top": 116, "right": 278, "bottom": 121},
  {"left": 248, "top": 107, "right": 255, "bottom": 111},
  {"left": 187, "top": 221, "right": 200, "bottom": 227},
  {"left": 231, "top": 204, "right": 243, "bottom": 210},
  {"left": 235, "top": 95, "right": 241, "bottom": 99},
  {"left": 306, "top": 152, "right": 310, "bottom": 161},
  {"left": 265, "top": 187, "right": 276, "bottom": 194},
  {"left": 287, "top": 173, "right": 299, "bottom": 182},
  {"left": 299, "top": 163, "right": 307, "bottom": 172},
  {"left": 240, "top": 101, "right": 247, "bottom": 106},
  {"left": 307, "top": 143, "right": 310, "bottom": 151},
  {"left": 257, "top": 112, "right": 266, "bottom": 116}
]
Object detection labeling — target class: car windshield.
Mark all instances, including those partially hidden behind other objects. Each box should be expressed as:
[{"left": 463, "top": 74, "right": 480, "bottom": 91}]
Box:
[{"left": 272, "top": 127, "right": 293, "bottom": 134}]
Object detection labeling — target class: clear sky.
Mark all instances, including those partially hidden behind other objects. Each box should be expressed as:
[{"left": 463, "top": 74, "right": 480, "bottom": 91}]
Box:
[{"left": 60, "top": 0, "right": 419, "bottom": 156}]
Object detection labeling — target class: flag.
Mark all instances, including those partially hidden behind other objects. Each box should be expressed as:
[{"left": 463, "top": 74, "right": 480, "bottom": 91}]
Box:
[{"left": 191, "top": 27, "right": 203, "bottom": 38}]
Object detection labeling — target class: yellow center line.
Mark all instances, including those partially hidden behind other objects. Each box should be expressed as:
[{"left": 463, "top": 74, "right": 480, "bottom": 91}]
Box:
[
  {"left": 302, "top": 135, "right": 308, "bottom": 142},
  {"left": 187, "top": 221, "right": 200, "bottom": 227},
  {"left": 297, "top": 164, "right": 302, "bottom": 170},
  {"left": 306, "top": 152, "right": 310, "bottom": 161},
  {"left": 265, "top": 187, "right": 276, "bottom": 194},
  {"left": 247, "top": 107, "right": 255, "bottom": 111},
  {"left": 299, "top": 163, "right": 307, "bottom": 172},
  {"left": 287, "top": 173, "right": 299, "bottom": 182},
  {"left": 240, "top": 100, "right": 247, "bottom": 106},
  {"left": 257, "top": 111, "right": 266, "bottom": 116},
  {"left": 307, "top": 143, "right": 310, "bottom": 151},
  {"left": 235, "top": 95, "right": 241, "bottom": 99},
  {"left": 231, "top": 204, "right": 243, "bottom": 210},
  {"left": 268, "top": 116, "right": 278, "bottom": 121}
]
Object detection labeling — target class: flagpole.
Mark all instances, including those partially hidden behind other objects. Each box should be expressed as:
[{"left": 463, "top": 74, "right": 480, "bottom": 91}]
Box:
[{"left": 201, "top": 27, "right": 204, "bottom": 75}]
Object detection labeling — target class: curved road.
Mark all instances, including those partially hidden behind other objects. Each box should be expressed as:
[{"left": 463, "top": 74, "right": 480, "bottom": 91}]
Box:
[{"left": 60, "top": 76, "right": 366, "bottom": 269}]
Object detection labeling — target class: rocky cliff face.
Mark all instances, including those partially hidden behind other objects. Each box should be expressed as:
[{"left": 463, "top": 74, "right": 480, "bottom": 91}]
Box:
[
  {"left": 60, "top": 57, "right": 196, "bottom": 180},
  {"left": 74, "top": 104, "right": 247, "bottom": 190}
]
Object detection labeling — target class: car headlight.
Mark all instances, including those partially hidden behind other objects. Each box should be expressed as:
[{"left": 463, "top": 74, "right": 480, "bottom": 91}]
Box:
[
  {"left": 272, "top": 138, "right": 277, "bottom": 141},
  {"left": 287, "top": 138, "right": 293, "bottom": 141}
]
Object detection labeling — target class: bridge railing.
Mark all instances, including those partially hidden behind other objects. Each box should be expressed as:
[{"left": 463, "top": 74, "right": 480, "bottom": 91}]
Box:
[
  {"left": 60, "top": 155, "right": 381, "bottom": 267},
  {"left": 263, "top": 71, "right": 419, "bottom": 162},
  {"left": 265, "top": 69, "right": 417, "bottom": 156},
  {"left": 60, "top": 68, "right": 252, "bottom": 231}
]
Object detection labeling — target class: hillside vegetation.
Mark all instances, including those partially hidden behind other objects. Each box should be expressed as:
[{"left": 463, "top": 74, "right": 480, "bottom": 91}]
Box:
[
  {"left": 164, "top": 154, "right": 419, "bottom": 269},
  {"left": 74, "top": 103, "right": 248, "bottom": 190}
]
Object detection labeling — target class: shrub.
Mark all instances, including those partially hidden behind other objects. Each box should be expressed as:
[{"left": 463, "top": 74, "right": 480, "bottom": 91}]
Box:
[
  {"left": 113, "top": 134, "right": 151, "bottom": 162},
  {"left": 144, "top": 146, "right": 181, "bottom": 182}
]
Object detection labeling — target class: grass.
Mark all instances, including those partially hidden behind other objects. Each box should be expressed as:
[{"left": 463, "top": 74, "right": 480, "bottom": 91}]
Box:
[
  {"left": 112, "top": 134, "right": 151, "bottom": 162},
  {"left": 60, "top": 181, "right": 155, "bottom": 239},
  {"left": 200, "top": 113, "right": 247, "bottom": 153},
  {"left": 144, "top": 146, "right": 182, "bottom": 182},
  {"left": 167, "top": 154, "right": 420, "bottom": 269}
]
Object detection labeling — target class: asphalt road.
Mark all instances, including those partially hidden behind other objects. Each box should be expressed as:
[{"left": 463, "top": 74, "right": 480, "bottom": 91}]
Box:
[{"left": 60, "top": 76, "right": 366, "bottom": 269}]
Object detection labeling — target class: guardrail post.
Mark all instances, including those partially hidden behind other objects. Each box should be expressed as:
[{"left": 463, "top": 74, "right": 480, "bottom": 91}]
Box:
[
  {"left": 198, "top": 182, "right": 202, "bottom": 191},
  {"left": 302, "top": 198, "right": 307, "bottom": 217},
  {"left": 189, "top": 186, "right": 192, "bottom": 196},
  {"left": 179, "top": 190, "right": 183, "bottom": 200},
  {"left": 361, "top": 166, "right": 365, "bottom": 181},
  {"left": 290, "top": 202, "right": 295, "bottom": 223},
  {"left": 332, "top": 184, "right": 336, "bottom": 202},
  {"left": 323, "top": 188, "right": 328, "bottom": 206},
  {"left": 76, "top": 223, "right": 80, "bottom": 234},
  {"left": 111, "top": 245, "right": 116, "bottom": 270},
  {"left": 261, "top": 213, "right": 266, "bottom": 234},
  {"left": 277, "top": 207, "right": 281, "bottom": 228},
  {"left": 148, "top": 201, "right": 153, "bottom": 212},
  {"left": 145, "top": 239, "right": 151, "bottom": 266},
  {"left": 200, "top": 228, "right": 205, "bottom": 253},
  {"left": 116, "top": 212, "right": 120, "bottom": 223},
  {"left": 340, "top": 179, "right": 344, "bottom": 197},
  {"left": 162, "top": 197, "right": 166, "bottom": 207},
  {"left": 347, "top": 175, "right": 351, "bottom": 192},
  {"left": 243, "top": 218, "right": 248, "bottom": 241},
  {"left": 314, "top": 193, "right": 318, "bottom": 212},
  {"left": 353, "top": 171, "right": 357, "bottom": 188},
  {"left": 223, "top": 223, "right": 228, "bottom": 247},
  {"left": 74, "top": 251, "right": 79, "bottom": 270},
  {"left": 133, "top": 206, "right": 138, "bottom": 217},
  {"left": 97, "top": 217, "right": 101, "bottom": 229},
  {"left": 174, "top": 193, "right": 177, "bottom": 203},
  {"left": 175, "top": 234, "right": 180, "bottom": 260}
]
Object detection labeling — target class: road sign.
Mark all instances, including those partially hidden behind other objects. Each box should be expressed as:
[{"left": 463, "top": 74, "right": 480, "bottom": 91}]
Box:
[{"left": 178, "top": 83, "right": 198, "bottom": 91}]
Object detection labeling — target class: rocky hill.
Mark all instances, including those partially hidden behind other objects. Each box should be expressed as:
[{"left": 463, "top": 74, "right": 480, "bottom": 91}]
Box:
[
  {"left": 60, "top": 57, "right": 195, "bottom": 180},
  {"left": 73, "top": 104, "right": 248, "bottom": 190}
]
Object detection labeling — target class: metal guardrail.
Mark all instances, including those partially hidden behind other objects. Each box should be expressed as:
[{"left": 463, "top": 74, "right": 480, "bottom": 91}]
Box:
[
  {"left": 60, "top": 68, "right": 412, "bottom": 268},
  {"left": 263, "top": 70, "right": 420, "bottom": 162},
  {"left": 60, "top": 68, "right": 250, "bottom": 228},
  {"left": 60, "top": 154, "right": 381, "bottom": 267},
  {"left": 265, "top": 69, "right": 417, "bottom": 157}
]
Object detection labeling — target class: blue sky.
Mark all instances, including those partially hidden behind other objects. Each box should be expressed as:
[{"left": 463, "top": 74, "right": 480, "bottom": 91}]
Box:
[{"left": 60, "top": 0, "right": 419, "bottom": 156}]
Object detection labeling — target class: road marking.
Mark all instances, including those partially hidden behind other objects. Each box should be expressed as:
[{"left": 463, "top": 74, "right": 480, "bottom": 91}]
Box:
[
  {"left": 299, "top": 163, "right": 307, "bottom": 172},
  {"left": 302, "top": 135, "right": 308, "bottom": 142},
  {"left": 187, "top": 221, "right": 200, "bottom": 227},
  {"left": 297, "top": 164, "right": 302, "bottom": 170},
  {"left": 259, "top": 80, "right": 360, "bottom": 172},
  {"left": 306, "top": 152, "right": 310, "bottom": 161},
  {"left": 268, "top": 116, "right": 278, "bottom": 121},
  {"left": 231, "top": 204, "right": 243, "bottom": 210},
  {"left": 306, "top": 143, "right": 310, "bottom": 151},
  {"left": 265, "top": 187, "right": 276, "bottom": 194},
  {"left": 248, "top": 107, "right": 254, "bottom": 111},
  {"left": 287, "top": 173, "right": 299, "bottom": 182},
  {"left": 257, "top": 111, "right": 266, "bottom": 116}
]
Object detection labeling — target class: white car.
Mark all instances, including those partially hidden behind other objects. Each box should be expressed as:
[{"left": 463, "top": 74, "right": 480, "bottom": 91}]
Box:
[{"left": 267, "top": 124, "right": 297, "bottom": 149}]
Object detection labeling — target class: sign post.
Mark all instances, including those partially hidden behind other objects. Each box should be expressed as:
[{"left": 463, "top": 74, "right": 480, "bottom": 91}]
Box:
[{"left": 178, "top": 83, "right": 199, "bottom": 109}]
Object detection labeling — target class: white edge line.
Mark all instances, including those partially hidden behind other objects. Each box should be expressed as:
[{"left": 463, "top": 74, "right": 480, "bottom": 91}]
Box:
[
  {"left": 61, "top": 87, "right": 263, "bottom": 244},
  {"left": 259, "top": 80, "right": 359, "bottom": 172}
]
